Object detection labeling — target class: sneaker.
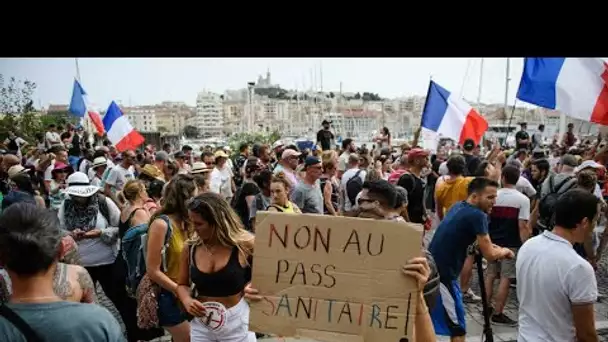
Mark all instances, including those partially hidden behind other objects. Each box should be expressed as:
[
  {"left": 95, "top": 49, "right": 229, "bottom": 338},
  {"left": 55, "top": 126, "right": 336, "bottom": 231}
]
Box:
[
  {"left": 491, "top": 313, "right": 517, "bottom": 326},
  {"left": 462, "top": 288, "right": 482, "bottom": 303}
]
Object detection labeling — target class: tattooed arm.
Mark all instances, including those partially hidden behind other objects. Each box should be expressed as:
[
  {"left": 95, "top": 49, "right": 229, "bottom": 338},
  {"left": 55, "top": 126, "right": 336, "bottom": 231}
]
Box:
[
  {"left": 59, "top": 234, "right": 81, "bottom": 265},
  {"left": 77, "top": 267, "right": 97, "bottom": 304}
]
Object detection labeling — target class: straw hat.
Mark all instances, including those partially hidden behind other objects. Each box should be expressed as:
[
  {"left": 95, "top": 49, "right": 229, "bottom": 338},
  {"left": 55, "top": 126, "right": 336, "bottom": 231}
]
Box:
[
  {"left": 7, "top": 165, "right": 27, "bottom": 179},
  {"left": 214, "top": 150, "right": 229, "bottom": 159},
  {"left": 91, "top": 157, "right": 108, "bottom": 169},
  {"left": 191, "top": 162, "right": 212, "bottom": 174},
  {"left": 140, "top": 164, "right": 165, "bottom": 181},
  {"left": 65, "top": 172, "right": 99, "bottom": 198}
]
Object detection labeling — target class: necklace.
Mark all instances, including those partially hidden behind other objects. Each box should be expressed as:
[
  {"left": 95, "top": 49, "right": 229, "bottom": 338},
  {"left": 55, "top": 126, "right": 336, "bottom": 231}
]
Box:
[
  {"left": 202, "top": 243, "right": 216, "bottom": 256},
  {"left": 12, "top": 295, "right": 60, "bottom": 303}
]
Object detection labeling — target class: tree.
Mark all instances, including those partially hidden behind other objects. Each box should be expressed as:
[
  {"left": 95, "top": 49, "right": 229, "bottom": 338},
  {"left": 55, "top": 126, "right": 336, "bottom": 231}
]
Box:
[
  {"left": 329, "top": 92, "right": 335, "bottom": 98},
  {"left": 183, "top": 125, "right": 199, "bottom": 138},
  {"left": 227, "top": 130, "right": 281, "bottom": 157},
  {"left": 0, "top": 75, "right": 39, "bottom": 142},
  {"left": 354, "top": 92, "right": 361, "bottom": 100}
]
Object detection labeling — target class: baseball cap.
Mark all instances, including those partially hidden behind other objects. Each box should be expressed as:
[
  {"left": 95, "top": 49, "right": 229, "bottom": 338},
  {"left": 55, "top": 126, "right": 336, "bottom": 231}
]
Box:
[
  {"left": 272, "top": 140, "right": 285, "bottom": 149},
  {"left": 462, "top": 139, "right": 476, "bottom": 151},
  {"left": 575, "top": 160, "right": 604, "bottom": 173},
  {"left": 173, "top": 151, "right": 186, "bottom": 159},
  {"left": 155, "top": 151, "right": 170, "bottom": 162},
  {"left": 560, "top": 154, "right": 578, "bottom": 167},
  {"left": 304, "top": 156, "right": 321, "bottom": 169},
  {"left": 281, "top": 149, "right": 301, "bottom": 160},
  {"left": 407, "top": 148, "right": 430, "bottom": 160}
]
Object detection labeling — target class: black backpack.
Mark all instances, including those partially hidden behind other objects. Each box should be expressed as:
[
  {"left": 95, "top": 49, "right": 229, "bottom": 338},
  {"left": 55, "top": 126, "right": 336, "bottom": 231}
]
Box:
[
  {"left": 6, "top": 138, "right": 18, "bottom": 153},
  {"left": 538, "top": 174, "right": 576, "bottom": 231},
  {"left": 345, "top": 170, "right": 363, "bottom": 206}
]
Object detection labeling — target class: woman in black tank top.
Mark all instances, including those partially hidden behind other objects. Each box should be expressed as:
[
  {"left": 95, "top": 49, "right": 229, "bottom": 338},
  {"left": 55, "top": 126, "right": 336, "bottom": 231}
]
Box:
[
  {"left": 118, "top": 180, "right": 151, "bottom": 238},
  {"left": 176, "top": 192, "right": 256, "bottom": 341},
  {"left": 117, "top": 180, "right": 165, "bottom": 341}
]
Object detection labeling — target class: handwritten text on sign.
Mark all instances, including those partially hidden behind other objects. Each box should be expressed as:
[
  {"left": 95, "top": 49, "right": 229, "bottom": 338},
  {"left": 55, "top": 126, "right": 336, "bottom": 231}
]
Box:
[{"left": 249, "top": 213, "right": 423, "bottom": 342}]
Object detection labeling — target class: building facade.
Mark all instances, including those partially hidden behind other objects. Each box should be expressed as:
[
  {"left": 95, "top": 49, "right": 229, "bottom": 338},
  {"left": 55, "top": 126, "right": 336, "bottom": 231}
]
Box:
[{"left": 189, "top": 91, "right": 224, "bottom": 137}]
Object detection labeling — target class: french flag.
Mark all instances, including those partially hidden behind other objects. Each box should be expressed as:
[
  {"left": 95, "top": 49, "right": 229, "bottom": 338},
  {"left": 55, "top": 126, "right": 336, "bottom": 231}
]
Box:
[
  {"left": 68, "top": 79, "right": 105, "bottom": 135},
  {"left": 517, "top": 58, "right": 608, "bottom": 124},
  {"left": 420, "top": 81, "right": 488, "bottom": 149},
  {"left": 102, "top": 101, "right": 145, "bottom": 152}
]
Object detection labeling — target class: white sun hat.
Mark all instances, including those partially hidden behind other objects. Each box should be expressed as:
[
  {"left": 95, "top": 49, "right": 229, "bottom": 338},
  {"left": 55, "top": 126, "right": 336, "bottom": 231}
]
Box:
[
  {"left": 91, "top": 157, "right": 108, "bottom": 169},
  {"left": 65, "top": 172, "right": 99, "bottom": 198}
]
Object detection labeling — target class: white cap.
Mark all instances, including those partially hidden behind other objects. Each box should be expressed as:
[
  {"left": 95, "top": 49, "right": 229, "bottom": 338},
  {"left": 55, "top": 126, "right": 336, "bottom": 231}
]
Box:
[{"left": 575, "top": 160, "right": 604, "bottom": 173}]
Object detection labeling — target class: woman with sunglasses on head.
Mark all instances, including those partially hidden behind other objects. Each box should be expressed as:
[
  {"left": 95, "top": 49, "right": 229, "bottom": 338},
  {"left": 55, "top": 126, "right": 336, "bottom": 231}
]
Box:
[
  {"left": 146, "top": 174, "right": 198, "bottom": 342},
  {"left": 176, "top": 192, "right": 257, "bottom": 341}
]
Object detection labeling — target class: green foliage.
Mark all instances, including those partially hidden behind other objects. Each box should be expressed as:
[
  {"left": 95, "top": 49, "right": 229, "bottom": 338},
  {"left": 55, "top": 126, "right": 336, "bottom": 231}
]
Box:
[
  {"left": 183, "top": 125, "right": 199, "bottom": 138},
  {"left": 227, "top": 130, "right": 281, "bottom": 157},
  {"left": 0, "top": 74, "right": 76, "bottom": 143}
]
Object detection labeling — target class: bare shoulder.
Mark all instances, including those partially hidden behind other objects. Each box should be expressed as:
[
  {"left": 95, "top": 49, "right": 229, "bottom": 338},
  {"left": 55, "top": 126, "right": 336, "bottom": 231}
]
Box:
[{"left": 242, "top": 231, "right": 255, "bottom": 252}]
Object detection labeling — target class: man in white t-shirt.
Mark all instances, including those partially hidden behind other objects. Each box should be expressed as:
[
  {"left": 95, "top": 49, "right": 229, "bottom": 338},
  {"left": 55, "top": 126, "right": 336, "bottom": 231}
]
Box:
[
  {"left": 104, "top": 150, "right": 135, "bottom": 204},
  {"left": 337, "top": 138, "right": 355, "bottom": 179},
  {"left": 210, "top": 150, "right": 234, "bottom": 202},
  {"left": 340, "top": 153, "right": 366, "bottom": 213},
  {"left": 45, "top": 124, "right": 61, "bottom": 148},
  {"left": 517, "top": 189, "right": 599, "bottom": 341}
]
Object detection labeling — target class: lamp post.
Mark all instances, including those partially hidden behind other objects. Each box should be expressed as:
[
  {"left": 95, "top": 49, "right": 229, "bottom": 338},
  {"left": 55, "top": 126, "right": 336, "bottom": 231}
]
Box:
[{"left": 247, "top": 82, "right": 255, "bottom": 132}]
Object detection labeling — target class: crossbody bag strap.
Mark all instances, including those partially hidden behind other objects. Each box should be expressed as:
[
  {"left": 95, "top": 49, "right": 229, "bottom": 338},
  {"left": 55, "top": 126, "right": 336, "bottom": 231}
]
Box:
[{"left": 0, "top": 305, "right": 43, "bottom": 342}]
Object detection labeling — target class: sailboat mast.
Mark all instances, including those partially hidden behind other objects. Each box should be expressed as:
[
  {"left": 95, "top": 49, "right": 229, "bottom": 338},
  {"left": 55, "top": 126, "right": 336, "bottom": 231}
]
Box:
[
  {"left": 477, "top": 58, "right": 484, "bottom": 104},
  {"left": 503, "top": 58, "right": 511, "bottom": 126}
]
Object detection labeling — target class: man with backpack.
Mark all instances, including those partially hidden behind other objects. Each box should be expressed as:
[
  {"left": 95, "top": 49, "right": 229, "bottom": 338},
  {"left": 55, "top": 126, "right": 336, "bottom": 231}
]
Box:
[
  {"left": 340, "top": 153, "right": 366, "bottom": 213},
  {"left": 532, "top": 154, "right": 578, "bottom": 233},
  {"left": 398, "top": 148, "right": 430, "bottom": 225},
  {"left": 3, "top": 131, "right": 27, "bottom": 158}
]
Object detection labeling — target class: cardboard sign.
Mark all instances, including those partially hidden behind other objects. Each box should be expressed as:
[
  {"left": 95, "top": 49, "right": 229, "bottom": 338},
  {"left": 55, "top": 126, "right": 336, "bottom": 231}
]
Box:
[{"left": 250, "top": 212, "right": 423, "bottom": 342}]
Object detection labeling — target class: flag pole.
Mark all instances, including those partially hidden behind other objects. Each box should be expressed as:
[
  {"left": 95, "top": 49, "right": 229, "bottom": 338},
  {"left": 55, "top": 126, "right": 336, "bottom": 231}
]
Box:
[
  {"left": 412, "top": 76, "right": 433, "bottom": 148},
  {"left": 74, "top": 58, "right": 93, "bottom": 142},
  {"left": 75, "top": 58, "right": 82, "bottom": 83}
]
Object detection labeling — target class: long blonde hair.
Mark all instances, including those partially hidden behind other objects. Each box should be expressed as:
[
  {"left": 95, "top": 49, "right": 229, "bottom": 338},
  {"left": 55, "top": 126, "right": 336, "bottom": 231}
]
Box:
[{"left": 186, "top": 192, "right": 253, "bottom": 261}]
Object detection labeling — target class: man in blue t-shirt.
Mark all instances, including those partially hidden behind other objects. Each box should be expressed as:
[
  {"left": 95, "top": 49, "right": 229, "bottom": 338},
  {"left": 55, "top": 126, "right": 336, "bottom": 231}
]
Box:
[{"left": 428, "top": 177, "right": 514, "bottom": 341}]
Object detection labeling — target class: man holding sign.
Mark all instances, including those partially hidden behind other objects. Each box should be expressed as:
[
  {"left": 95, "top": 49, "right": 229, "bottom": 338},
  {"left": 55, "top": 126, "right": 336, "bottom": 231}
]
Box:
[{"left": 429, "top": 178, "right": 515, "bottom": 342}]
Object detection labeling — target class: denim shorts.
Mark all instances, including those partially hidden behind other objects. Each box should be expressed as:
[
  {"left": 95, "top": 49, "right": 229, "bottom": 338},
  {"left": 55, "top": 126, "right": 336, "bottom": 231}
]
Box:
[{"left": 158, "top": 289, "right": 190, "bottom": 327}]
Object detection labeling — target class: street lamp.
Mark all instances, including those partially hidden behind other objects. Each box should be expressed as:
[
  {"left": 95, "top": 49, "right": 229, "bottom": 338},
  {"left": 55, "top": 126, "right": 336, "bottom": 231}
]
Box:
[{"left": 247, "top": 82, "right": 255, "bottom": 132}]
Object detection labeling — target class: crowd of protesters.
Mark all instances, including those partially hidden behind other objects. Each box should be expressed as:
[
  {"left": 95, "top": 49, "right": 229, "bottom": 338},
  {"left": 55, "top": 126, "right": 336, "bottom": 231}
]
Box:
[{"left": 0, "top": 119, "right": 604, "bottom": 341}]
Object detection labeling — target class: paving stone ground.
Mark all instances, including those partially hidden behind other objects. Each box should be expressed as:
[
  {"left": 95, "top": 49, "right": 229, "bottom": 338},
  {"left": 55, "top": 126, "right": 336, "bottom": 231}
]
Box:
[{"left": 97, "top": 224, "right": 608, "bottom": 341}]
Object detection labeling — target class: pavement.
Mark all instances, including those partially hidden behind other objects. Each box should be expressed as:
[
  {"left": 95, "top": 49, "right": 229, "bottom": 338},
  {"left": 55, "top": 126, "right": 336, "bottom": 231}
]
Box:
[{"left": 96, "top": 225, "right": 608, "bottom": 342}]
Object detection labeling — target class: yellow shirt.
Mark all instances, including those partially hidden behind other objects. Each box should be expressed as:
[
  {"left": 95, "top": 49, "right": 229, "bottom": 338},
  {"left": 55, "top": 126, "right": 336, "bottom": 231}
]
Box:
[
  {"left": 271, "top": 201, "right": 296, "bottom": 213},
  {"left": 435, "top": 176, "right": 474, "bottom": 215},
  {"left": 163, "top": 216, "right": 188, "bottom": 282}
]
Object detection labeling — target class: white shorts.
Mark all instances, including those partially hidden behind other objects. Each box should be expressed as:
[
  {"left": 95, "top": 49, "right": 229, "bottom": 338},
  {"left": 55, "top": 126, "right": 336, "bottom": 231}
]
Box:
[{"left": 190, "top": 298, "right": 256, "bottom": 342}]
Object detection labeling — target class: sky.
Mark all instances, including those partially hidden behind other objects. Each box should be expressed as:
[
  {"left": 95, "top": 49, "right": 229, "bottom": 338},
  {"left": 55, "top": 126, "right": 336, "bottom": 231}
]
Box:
[{"left": 0, "top": 58, "right": 545, "bottom": 109}]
